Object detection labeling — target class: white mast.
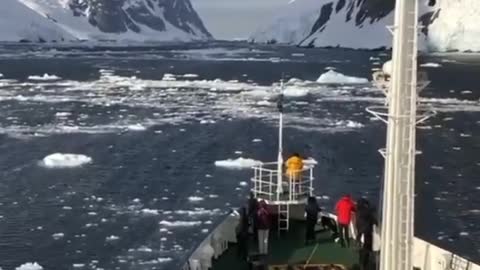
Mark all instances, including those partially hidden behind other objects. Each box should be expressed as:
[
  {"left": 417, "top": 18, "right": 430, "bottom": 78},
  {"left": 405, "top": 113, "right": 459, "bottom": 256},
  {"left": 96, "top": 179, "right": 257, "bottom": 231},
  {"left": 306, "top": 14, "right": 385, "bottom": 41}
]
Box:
[
  {"left": 276, "top": 79, "right": 285, "bottom": 198},
  {"left": 379, "top": 0, "right": 420, "bottom": 270}
]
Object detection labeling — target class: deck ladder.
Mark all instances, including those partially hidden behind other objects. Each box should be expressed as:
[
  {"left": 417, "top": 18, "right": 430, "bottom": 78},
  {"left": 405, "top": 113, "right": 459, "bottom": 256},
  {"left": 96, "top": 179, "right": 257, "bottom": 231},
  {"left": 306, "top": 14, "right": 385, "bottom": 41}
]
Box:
[{"left": 278, "top": 204, "right": 290, "bottom": 232}]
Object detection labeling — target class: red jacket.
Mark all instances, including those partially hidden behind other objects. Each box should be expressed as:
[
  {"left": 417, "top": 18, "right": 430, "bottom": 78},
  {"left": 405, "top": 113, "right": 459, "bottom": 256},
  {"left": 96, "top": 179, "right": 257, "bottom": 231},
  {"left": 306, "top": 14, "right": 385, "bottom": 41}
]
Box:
[{"left": 335, "top": 196, "right": 356, "bottom": 225}]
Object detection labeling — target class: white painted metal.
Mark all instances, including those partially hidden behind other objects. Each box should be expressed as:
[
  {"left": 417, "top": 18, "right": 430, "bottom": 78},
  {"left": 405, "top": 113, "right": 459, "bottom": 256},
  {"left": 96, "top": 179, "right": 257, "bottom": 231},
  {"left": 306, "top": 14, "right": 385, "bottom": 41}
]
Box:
[
  {"left": 379, "top": 0, "right": 420, "bottom": 270},
  {"left": 276, "top": 80, "right": 285, "bottom": 197},
  {"left": 250, "top": 162, "right": 314, "bottom": 205}
]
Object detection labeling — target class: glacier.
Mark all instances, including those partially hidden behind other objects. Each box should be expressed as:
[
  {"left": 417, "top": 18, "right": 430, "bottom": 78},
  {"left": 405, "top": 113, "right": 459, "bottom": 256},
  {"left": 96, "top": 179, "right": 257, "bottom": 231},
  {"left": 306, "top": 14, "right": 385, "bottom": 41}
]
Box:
[
  {"left": 0, "top": 0, "right": 73, "bottom": 42},
  {"left": 1, "top": 0, "right": 212, "bottom": 42},
  {"left": 251, "top": 0, "right": 480, "bottom": 52}
]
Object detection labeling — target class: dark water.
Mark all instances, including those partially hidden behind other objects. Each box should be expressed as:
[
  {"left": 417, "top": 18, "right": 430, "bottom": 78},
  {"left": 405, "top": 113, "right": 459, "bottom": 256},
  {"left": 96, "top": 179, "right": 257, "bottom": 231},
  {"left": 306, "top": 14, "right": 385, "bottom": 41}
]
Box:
[{"left": 0, "top": 42, "right": 479, "bottom": 269}]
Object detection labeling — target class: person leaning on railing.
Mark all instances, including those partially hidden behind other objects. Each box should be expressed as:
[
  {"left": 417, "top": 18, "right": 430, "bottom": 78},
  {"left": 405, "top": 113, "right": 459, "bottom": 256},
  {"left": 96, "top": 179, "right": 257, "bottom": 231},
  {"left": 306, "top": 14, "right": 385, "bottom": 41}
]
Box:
[{"left": 285, "top": 152, "right": 304, "bottom": 182}]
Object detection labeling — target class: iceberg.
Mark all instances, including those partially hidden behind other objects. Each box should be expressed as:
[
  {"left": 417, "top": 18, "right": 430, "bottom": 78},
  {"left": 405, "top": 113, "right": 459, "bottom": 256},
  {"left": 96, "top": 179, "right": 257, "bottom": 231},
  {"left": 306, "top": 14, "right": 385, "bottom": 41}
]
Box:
[
  {"left": 215, "top": 158, "right": 262, "bottom": 169},
  {"left": 41, "top": 153, "right": 92, "bottom": 168},
  {"left": 317, "top": 70, "right": 369, "bottom": 84}
]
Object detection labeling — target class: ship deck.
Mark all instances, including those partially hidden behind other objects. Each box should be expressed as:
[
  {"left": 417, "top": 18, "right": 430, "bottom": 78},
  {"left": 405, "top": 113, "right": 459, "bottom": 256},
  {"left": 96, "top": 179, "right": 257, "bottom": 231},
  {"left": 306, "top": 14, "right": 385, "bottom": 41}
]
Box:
[{"left": 211, "top": 220, "right": 362, "bottom": 270}]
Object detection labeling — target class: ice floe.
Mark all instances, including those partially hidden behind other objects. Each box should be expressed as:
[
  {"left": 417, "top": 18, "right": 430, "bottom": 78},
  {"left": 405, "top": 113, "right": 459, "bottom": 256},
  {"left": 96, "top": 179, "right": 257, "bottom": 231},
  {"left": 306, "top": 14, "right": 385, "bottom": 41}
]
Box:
[
  {"left": 215, "top": 157, "right": 262, "bottom": 168},
  {"left": 283, "top": 86, "right": 309, "bottom": 97},
  {"left": 183, "top": 74, "right": 199, "bottom": 78},
  {"left": 174, "top": 208, "right": 222, "bottom": 216},
  {"left": 140, "top": 209, "right": 160, "bottom": 215},
  {"left": 52, "top": 233, "right": 65, "bottom": 240},
  {"left": 127, "top": 124, "right": 147, "bottom": 131},
  {"left": 188, "top": 196, "right": 204, "bottom": 202},
  {"left": 15, "top": 262, "right": 43, "bottom": 270},
  {"left": 333, "top": 120, "right": 364, "bottom": 128},
  {"left": 41, "top": 153, "right": 92, "bottom": 168},
  {"left": 317, "top": 70, "right": 369, "bottom": 84},
  {"left": 106, "top": 235, "right": 120, "bottom": 241},
  {"left": 28, "top": 74, "right": 61, "bottom": 81},
  {"left": 159, "top": 220, "right": 202, "bottom": 227},
  {"left": 420, "top": 62, "right": 442, "bottom": 68}
]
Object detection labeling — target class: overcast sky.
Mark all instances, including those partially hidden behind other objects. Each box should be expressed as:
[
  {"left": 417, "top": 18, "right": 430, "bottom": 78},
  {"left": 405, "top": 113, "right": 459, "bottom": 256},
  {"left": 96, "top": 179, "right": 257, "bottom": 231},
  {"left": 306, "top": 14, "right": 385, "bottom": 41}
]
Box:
[{"left": 191, "top": 0, "right": 288, "bottom": 40}]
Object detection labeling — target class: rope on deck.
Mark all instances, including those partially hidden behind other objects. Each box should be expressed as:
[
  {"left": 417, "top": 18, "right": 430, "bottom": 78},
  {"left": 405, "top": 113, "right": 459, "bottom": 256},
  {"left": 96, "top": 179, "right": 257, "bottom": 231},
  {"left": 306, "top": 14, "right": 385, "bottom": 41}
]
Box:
[{"left": 305, "top": 243, "right": 320, "bottom": 267}]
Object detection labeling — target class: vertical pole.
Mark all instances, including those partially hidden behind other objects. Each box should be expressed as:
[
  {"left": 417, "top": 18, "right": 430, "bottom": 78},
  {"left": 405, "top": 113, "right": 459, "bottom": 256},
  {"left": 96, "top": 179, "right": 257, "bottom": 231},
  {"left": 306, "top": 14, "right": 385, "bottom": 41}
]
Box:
[
  {"left": 379, "top": 1, "right": 418, "bottom": 270},
  {"left": 276, "top": 80, "right": 285, "bottom": 198}
]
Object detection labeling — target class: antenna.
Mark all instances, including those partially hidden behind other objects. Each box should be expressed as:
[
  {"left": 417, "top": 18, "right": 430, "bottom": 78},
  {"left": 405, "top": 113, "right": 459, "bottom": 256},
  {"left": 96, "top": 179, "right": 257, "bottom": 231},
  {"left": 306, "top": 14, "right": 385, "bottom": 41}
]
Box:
[{"left": 276, "top": 76, "right": 285, "bottom": 197}]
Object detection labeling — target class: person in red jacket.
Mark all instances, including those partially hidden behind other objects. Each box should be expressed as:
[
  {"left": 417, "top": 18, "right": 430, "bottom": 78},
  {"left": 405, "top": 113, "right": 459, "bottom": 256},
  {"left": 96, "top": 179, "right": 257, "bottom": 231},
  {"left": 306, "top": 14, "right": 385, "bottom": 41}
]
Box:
[{"left": 335, "top": 194, "right": 356, "bottom": 248}]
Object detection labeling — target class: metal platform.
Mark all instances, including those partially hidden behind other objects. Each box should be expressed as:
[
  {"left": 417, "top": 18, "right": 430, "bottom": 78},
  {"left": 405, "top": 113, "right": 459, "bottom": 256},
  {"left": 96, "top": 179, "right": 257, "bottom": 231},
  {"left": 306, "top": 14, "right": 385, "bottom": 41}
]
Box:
[{"left": 251, "top": 162, "right": 314, "bottom": 204}]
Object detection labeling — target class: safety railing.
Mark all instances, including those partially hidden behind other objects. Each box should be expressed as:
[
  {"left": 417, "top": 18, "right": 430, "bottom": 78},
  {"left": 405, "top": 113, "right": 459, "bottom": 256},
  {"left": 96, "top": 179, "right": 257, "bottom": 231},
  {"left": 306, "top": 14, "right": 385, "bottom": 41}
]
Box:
[{"left": 251, "top": 162, "right": 314, "bottom": 202}]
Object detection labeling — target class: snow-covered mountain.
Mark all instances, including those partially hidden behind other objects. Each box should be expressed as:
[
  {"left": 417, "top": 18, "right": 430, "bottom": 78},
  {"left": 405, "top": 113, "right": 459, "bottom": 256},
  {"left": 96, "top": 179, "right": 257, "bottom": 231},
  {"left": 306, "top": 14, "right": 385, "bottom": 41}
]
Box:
[
  {"left": 250, "top": 0, "right": 479, "bottom": 52},
  {"left": 1, "top": 0, "right": 212, "bottom": 43},
  {"left": 0, "top": 0, "right": 74, "bottom": 42}
]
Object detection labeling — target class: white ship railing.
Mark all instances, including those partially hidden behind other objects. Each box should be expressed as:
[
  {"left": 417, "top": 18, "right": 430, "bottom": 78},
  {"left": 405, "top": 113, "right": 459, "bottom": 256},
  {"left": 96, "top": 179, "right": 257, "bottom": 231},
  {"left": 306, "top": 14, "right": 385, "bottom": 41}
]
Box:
[{"left": 251, "top": 162, "right": 314, "bottom": 203}]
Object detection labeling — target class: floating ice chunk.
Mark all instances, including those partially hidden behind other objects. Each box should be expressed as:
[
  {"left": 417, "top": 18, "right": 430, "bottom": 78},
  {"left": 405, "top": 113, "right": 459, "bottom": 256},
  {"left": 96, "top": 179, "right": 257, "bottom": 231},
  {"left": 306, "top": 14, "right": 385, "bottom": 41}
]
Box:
[
  {"left": 141, "top": 209, "right": 160, "bottom": 215},
  {"left": 317, "top": 70, "right": 369, "bottom": 84},
  {"left": 257, "top": 100, "right": 272, "bottom": 106},
  {"left": 431, "top": 166, "right": 444, "bottom": 170},
  {"left": 106, "top": 235, "right": 120, "bottom": 241},
  {"left": 291, "top": 53, "right": 305, "bottom": 57},
  {"left": 333, "top": 120, "right": 364, "bottom": 128},
  {"left": 158, "top": 258, "right": 173, "bottom": 263},
  {"left": 183, "top": 74, "right": 199, "bottom": 78},
  {"left": 239, "top": 181, "right": 248, "bottom": 186},
  {"left": 459, "top": 232, "right": 469, "bottom": 236},
  {"left": 175, "top": 208, "right": 221, "bottom": 216},
  {"left": 133, "top": 198, "right": 141, "bottom": 203},
  {"left": 16, "top": 262, "right": 43, "bottom": 270},
  {"left": 55, "top": 112, "right": 71, "bottom": 117},
  {"left": 461, "top": 90, "right": 472, "bottom": 94},
  {"left": 159, "top": 220, "right": 202, "bottom": 227},
  {"left": 200, "top": 119, "right": 216, "bottom": 124},
  {"left": 304, "top": 158, "right": 318, "bottom": 166},
  {"left": 283, "top": 87, "right": 309, "bottom": 97},
  {"left": 162, "top": 74, "right": 176, "bottom": 81},
  {"left": 215, "top": 158, "right": 262, "bottom": 169},
  {"left": 202, "top": 229, "right": 209, "bottom": 233},
  {"left": 52, "top": 233, "right": 65, "bottom": 240},
  {"left": 137, "top": 246, "right": 153, "bottom": 252},
  {"left": 28, "top": 74, "right": 61, "bottom": 81},
  {"left": 73, "top": 264, "right": 85, "bottom": 268},
  {"left": 127, "top": 124, "right": 146, "bottom": 131},
  {"left": 208, "top": 194, "right": 219, "bottom": 198},
  {"left": 188, "top": 196, "right": 204, "bottom": 202},
  {"left": 62, "top": 206, "right": 73, "bottom": 210},
  {"left": 252, "top": 138, "right": 262, "bottom": 143},
  {"left": 420, "top": 63, "right": 442, "bottom": 68},
  {"left": 41, "top": 153, "right": 92, "bottom": 168},
  {"left": 369, "top": 57, "right": 380, "bottom": 61},
  {"left": 234, "top": 151, "right": 243, "bottom": 155},
  {"left": 0, "top": 73, "right": 3, "bottom": 78}
]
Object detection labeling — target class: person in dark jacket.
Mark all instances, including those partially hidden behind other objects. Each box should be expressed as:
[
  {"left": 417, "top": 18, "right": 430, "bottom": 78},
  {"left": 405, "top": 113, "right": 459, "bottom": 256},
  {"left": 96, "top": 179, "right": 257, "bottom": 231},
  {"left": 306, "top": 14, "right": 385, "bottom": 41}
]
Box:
[
  {"left": 256, "top": 200, "right": 271, "bottom": 254},
  {"left": 355, "top": 198, "right": 377, "bottom": 270},
  {"left": 237, "top": 207, "right": 249, "bottom": 260},
  {"left": 248, "top": 192, "right": 258, "bottom": 236},
  {"left": 305, "top": 196, "right": 321, "bottom": 244}
]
